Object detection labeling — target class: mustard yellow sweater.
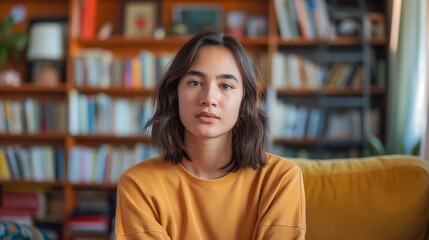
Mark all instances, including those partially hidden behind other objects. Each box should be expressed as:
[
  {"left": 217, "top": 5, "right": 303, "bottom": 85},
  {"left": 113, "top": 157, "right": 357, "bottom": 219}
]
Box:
[{"left": 115, "top": 153, "right": 306, "bottom": 240}]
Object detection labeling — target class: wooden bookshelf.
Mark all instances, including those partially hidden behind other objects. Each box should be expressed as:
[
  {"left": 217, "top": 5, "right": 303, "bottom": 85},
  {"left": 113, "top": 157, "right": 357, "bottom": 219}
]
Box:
[{"left": 0, "top": 0, "right": 388, "bottom": 239}]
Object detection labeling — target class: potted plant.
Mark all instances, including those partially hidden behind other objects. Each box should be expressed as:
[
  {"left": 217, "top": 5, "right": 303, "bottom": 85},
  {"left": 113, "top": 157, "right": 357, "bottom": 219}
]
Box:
[
  {"left": 0, "top": 15, "right": 28, "bottom": 86},
  {"left": 0, "top": 15, "right": 27, "bottom": 65}
]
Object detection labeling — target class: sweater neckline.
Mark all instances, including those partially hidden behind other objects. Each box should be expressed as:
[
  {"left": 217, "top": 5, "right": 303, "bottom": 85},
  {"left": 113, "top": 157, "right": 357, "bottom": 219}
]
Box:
[{"left": 176, "top": 162, "right": 239, "bottom": 188}]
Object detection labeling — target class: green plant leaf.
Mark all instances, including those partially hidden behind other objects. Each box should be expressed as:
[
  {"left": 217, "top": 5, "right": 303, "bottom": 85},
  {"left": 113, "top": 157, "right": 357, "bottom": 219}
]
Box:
[
  {"left": 10, "top": 49, "right": 22, "bottom": 61},
  {"left": 0, "top": 48, "right": 7, "bottom": 66},
  {"left": 411, "top": 140, "right": 421, "bottom": 155},
  {"left": 0, "top": 15, "right": 27, "bottom": 66},
  {"left": 0, "top": 16, "right": 14, "bottom": 39},
  {"left": 9, "top": 32, "right": 28, "bottom": 51},
  {"left": 368, "top": 135, "right": 386, "bottom": 156}
]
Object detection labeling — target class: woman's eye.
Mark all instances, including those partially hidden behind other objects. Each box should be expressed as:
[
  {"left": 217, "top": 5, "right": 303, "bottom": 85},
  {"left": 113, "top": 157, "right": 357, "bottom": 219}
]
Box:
[
  {"left": 220, "top": 83, "right": 233, "bottom": 90},
  {"left": 188, "top": 81, "right": 202, "bottom": 87}
]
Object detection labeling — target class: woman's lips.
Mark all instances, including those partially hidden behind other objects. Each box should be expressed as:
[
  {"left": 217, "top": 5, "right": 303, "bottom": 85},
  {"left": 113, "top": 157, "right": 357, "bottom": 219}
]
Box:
[{"left": 196, "top": 112, "right": 219, "bottom": 122}]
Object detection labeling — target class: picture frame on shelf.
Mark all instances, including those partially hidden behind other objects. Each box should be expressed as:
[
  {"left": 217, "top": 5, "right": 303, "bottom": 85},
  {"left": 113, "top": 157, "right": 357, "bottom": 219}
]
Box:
[
  {"left": 172, "top": 4, "right": 222, "bottom": 35},
  {"left": 122, "top": 0, "right": 160, "bottom": 37}
]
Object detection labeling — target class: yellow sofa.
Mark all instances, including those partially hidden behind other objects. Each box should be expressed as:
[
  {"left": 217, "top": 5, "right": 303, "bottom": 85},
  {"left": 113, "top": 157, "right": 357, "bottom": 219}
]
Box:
[{"left": 294, "top": 155, "right": 429, "bottom": 240}]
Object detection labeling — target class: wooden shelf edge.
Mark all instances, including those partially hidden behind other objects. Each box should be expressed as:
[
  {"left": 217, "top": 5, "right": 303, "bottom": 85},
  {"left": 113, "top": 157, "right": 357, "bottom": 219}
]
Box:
[
  {"left": 75, "top": 35, "right": 189, "bottom": 46},
  {"left": 0, "top": 133, "right": 66, "bottom": 141},
  {"left": 72, "top": 135, "right": 152, "bottom": 143},
  {"left": 75, "top": 36, "right": 386, "bottom": 48},
  {"left": 276, "top": 87, "right": 386, "bottom": 95},
  {"left": 0, "top": 180, "right": 64, "bottom": 188},
  {"left": 277, "top": 37, "right": 387, "bottom": 46},
  {"left": 74, "top": 87, "right": 154, "bottom": 96},
  {"left": 74, "top": 35, "right": 270, "bottom": 47},
  {"left": 0, "top": 181, "right": 118, "bottom": 190},
  {"left": 0, "top": 83, "right": 67, "bottom": 94},
  {"left": 69, "top": 182, "right": 117, "bottom": 190}
]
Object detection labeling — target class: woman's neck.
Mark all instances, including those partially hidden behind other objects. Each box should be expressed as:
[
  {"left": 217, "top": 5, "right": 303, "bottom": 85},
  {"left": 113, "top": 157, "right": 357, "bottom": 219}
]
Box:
[{"left": 182, "top": 133, "right": 233, "bottom": 179}]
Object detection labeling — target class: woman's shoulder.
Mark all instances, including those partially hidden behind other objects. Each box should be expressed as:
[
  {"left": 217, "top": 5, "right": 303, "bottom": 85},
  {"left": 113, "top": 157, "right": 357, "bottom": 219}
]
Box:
[
  {"left": 263, "top": 153, "right": 302, "bottom": 175},
  {"left": 121, "top": 156, "right": 173, "bottom": 178}
]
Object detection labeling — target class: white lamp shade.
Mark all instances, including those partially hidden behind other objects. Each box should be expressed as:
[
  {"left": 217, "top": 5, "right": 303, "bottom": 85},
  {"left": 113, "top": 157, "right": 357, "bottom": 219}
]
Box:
[{"left": 27, "top": 22, "right": 64, "bottom": 60}]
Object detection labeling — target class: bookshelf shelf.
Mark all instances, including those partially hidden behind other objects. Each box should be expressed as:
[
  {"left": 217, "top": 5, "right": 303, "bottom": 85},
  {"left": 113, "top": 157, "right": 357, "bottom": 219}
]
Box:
[
  {"left": 76, "top": 35, "right": 190, "bottom": 47},
  {"left": 277, "top": 37, "right": 387, "bottom": 46},
  {"left": 274, "top": 138, "right": 318, "bottom": 145},
  {"left": 0, "top": 84, "right": 67, "bottom": 94},
  {"left": 71, "top": 182, "right": 117, "bottom": 190},
  {"left": 72, "top": 135, "right": 151, "bottom": 144},
  {"left": 75, "top": 86, "right": 153, "bottom": 96},
  {"left": 0, "top": 133, "right": 66, "bottom": 142},
  {"left": 75, "top": 35, "right": 270, "bottom": 49},
  {"left": 319, "top": 139, "right": 366, "bottom": 147},
  {"left": 236, "top": 36, "right": 270, "bottom": 46},
  {"left": 276, "top": 87, "right": 386, "bottom": 96},
  {"left": 369, "top": 38, "right": 388, "bottom": 45},
  {"left": 0, "top": 180, "right": 64, "bottom": 188}
]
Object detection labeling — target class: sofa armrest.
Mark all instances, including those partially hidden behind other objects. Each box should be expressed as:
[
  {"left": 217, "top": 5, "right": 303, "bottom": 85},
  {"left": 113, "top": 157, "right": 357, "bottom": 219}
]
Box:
[{"left": 294, "top": 155, "right": 429, "bottom": 240}]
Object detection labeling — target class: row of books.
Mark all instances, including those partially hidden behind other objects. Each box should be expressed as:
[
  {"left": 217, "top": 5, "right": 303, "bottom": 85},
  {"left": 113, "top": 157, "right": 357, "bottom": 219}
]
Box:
[
  {"left": 69, "top": 190, "right": 115, "bottom": 233},
  {"left": 269, "top": 99, "right": 380, "bottom": 139},
  {"left": 0, "top": 99, "right": 67, "bottom": 134},
  {"left": 274, "top": 0, "right": 386, "bottom": 40},
  {"left": 73, "top": 49, "right": 175, "bottom": 89},
  {"left": 0, "top": 191, "right": 47, "bottom": 220},
  {"left": 324, "top": 109, "right": 362, "bottom": 140},
  {"left": 0, "top": 142, "right": 157, "bottom": 184},
  {"left": 271, "top": 53, "right": 368, "bottom": 89},
  {"left": 274, "top": 0, "right": 332, "bottom": 39},
  {"left": 0, "top": 145, "right": 64, "bottom": 181},
  {"left": 272, "top": 52, "right": 324, "bottom": 89},
  {"left": 68, "top": 143, "right": 158, "bottom": 184},
  {"left": 324, "top": 62, "right": 363, "bottom": 88},
  {"left": 69, "top": 214, "right": 110, "bottom": 233},
  {"left": 270, "top": 101, "right": 322, "bottom": 139},
  {"left": 68, "top": 91, "right": 153, "bottom": 135},
  {"left": 71, "top": 0, "right": 97, "bottom": 40}
]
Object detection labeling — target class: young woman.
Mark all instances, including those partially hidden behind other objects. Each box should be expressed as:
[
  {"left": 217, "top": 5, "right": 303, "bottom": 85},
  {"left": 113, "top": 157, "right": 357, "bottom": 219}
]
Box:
[{"left": 115, "top": 30, "right": 306, "bottom": 239}]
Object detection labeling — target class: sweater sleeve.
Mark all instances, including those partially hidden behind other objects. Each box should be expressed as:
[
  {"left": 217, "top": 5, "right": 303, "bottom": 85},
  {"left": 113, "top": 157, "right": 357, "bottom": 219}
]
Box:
[
  {"left": 255, "top": 164, "right": 306, "bottom": 240},
  {"left": 115, "top": 172, "right": 171, "bottom": 240}
]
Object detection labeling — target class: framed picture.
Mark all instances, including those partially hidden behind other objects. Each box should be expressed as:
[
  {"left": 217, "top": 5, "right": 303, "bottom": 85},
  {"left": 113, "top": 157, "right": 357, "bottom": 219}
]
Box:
[
  {"left": 122, "top": 0, "right": 160, "bottom": 37},
  {"left": 172, "top": 5, "right": 222, "bottom": 35}
]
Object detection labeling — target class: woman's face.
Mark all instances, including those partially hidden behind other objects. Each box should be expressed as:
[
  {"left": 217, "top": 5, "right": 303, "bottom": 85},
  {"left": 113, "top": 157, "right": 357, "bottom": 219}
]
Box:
[{"left": 178, "top": 45, "right": 244, "bottom": 140}]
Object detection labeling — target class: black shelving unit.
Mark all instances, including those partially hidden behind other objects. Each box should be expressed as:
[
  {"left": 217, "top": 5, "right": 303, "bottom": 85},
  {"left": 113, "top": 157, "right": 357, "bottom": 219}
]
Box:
[{"left": 314, "top": 0, "right": 372, "bottom": 158}]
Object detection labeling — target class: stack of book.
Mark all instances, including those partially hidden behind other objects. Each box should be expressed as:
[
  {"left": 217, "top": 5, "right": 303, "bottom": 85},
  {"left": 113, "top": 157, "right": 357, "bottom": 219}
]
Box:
[
  {"left": 0, "top": 191, "right": 47, "bottom": 224},
  {"left": 68, "top": 190, "right": 113, "bottom": 233}
]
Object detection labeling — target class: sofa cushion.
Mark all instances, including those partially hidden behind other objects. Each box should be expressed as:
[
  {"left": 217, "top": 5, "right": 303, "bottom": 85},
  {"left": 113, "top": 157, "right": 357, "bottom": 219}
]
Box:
[{"left": 294, "top": 155, "right": 429, "bottom": 240}]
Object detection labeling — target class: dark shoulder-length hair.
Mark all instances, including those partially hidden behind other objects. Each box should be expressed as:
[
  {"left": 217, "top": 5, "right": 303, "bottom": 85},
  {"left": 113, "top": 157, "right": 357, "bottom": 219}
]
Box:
[{"left": 145, "top": 30, "right": 269, "bottom": 171}]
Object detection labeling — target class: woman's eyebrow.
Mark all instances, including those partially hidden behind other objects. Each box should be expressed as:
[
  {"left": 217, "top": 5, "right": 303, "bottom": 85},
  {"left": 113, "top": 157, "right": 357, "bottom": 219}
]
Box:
[
  {"left": 183, "top": 70, "right": 207, "bottom": 78},
  {"left": 216, "top": 74, "right": 238, "bottom": 82},
  {"left": 183, "top": 70, "right": 238, "bottom": 82}
]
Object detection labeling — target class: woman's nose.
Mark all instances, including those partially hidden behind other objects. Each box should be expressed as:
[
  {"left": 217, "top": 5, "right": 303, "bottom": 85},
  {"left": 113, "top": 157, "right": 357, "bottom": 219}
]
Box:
[{"left": 199, "top": 84, "right": 219, "bottom": 107}]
